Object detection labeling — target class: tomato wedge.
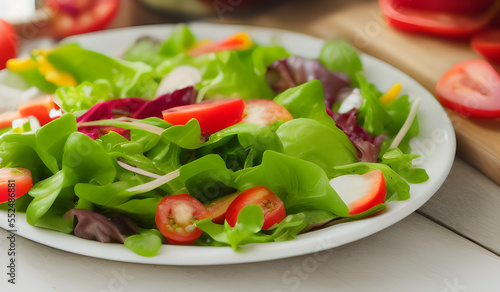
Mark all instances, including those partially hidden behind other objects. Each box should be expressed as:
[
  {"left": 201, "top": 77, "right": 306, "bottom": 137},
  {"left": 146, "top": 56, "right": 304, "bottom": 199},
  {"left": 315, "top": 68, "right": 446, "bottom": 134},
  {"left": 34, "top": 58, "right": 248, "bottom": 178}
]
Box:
[
  {"left": 435, "top": 59, "right": 500, "bottom": 118},
  {"left": 225, "top": 186, "right": 286, "bottom": 230},
  {"left": 471, "top": 29, "right": 500, "bottom": 63},
  {"left": 47, "top": 0, "right": 120, "bottom": 38},
  {"left": 0, "top": 168, "right": 33, "bottom": 203},
  {"left": 0, "top": 111, "right": 22, "bottom": 129},
  {"left": 18, "top": 95, "right": 58, "bottom": 126},
  {"left": 241, "top": 99, "right": 293, "bottom": 126},
  {"left": 204, "top": 193, "right": 239, "bottom": 224},
  {"left": 155, "top": 194, "right": 209, "bottom": 244},
  {"left": 162, "top": 98, "right": 245, "bottom": 135},
  {"left": 0, "top": 19, "right": 17, "bottom": 70},
  {"left": 379, "top": 0, "right": 500, "bottom": 39},
  {"left": 329, "top": 170, "right": 387, "bottom": 215}
]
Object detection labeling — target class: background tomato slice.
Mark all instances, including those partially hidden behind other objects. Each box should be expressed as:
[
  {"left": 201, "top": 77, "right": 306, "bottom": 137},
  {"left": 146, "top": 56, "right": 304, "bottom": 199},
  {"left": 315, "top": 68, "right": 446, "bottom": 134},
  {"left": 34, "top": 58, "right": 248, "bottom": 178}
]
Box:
[
  {"left": 435, "top": 59, "right": 500, "bottom": 118},
  {"left": 379, "top": 0, "right": 500, "bottom": 38},
  {"left": 471, "top": 29, "right": 500, "bottom": 62},
  {"left": 162, "top": 98, "right": 245, "bottom": 135},
  {"left": 155, "top": 194, "right": 209, "bottom": 244},
  {"left": 0, "top": 168, "right": 33, "bottom": 203},
  {"left": 225, "top": 186, "right": 286, "bottom": 230},
  {"left": 0, "top": 19, "right": 17, "bottom": 70},
  {"left": 47, "top": 0, "right": 120, "bottom": 38},
  {"left": 395, "top": 0, "right": 495, "bottom": 13}
]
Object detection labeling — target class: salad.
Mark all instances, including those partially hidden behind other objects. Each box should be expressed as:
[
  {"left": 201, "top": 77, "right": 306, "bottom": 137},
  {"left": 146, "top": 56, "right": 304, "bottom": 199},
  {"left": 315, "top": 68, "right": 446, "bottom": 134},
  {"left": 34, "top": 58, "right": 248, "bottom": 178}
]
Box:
[{"left": 0, "top": 24, "right": 428, "bottom": 257}]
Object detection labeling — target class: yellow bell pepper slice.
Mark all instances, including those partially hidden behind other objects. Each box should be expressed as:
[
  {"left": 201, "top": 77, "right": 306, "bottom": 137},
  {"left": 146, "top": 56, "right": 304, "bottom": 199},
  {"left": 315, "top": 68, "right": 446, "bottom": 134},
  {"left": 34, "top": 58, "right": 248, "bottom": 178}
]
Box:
[{"left": 380, "top": 83, "right": 402, "bottom": 104}]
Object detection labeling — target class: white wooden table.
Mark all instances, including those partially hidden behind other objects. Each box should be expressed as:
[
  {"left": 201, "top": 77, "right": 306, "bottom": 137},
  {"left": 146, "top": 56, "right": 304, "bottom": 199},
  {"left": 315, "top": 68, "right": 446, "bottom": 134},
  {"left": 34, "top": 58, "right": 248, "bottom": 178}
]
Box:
[{"left": 1, "top": 157, "right": 499, "bottom": 292}]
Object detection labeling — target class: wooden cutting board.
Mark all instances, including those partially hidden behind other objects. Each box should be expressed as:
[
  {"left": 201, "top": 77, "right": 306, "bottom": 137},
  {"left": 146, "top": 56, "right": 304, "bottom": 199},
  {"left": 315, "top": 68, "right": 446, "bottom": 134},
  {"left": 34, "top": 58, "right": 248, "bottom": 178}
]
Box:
[{"left": 216, "top": 0, "right": 500, "bottom": 184}]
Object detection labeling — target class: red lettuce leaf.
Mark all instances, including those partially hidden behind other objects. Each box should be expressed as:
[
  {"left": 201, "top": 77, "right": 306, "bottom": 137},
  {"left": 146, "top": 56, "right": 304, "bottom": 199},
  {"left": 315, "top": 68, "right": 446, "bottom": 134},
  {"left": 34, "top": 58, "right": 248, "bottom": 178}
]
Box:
[
  {"left": 131, "top": 86, "right": 196, "bottom": 119},
  {"left": 76, "top": 98, "right": 147, "bottom": 123},
  {"left": 331, "top": 109, "right": 384, "bottom": 162},
  {"left": 267, "top": 56, "right": 351, "bottom": 108},
  {"left": 65, "top": 209, "right": 138, "bottom": 243},
  {"left": 76, "top": 86, "right": 196, "bottom": 139}
]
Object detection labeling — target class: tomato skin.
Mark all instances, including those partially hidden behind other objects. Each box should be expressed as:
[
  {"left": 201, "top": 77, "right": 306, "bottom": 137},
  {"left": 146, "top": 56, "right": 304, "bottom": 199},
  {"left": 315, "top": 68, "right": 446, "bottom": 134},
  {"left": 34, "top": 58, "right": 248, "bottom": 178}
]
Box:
[
  {"left": 0, "top": 168, "right": 33, "bottom": 203},
  {"left": 435, "top": 59, "right": 500, "bottom": 118},
  {"left": 162, "top": 98, "right": 245, "bottom": 135},
  {"left": 0, "top": 20, "right": 17, "bottom": 70},
  {"left": 47, "top": 0, "right": 120, "bottom": 38},
  {"left": 155, "top": 194, "right": 209, "bottom": 244},
  {"left": 379, "top": 0, "right": 500, "bottom": 39},
  {"left": 471, "top": 29, "right": 500, "bottom": 63},
  {"left": 225, "top": 186, "right": 286, "bottom": 230}
]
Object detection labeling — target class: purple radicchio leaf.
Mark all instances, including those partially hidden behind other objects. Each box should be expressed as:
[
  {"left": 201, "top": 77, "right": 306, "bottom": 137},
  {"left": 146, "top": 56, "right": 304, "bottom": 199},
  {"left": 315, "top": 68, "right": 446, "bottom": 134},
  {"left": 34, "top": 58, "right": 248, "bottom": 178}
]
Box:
[
  {"left": 76, "top": 98, "right": 147, "bottom": 123},
  {"left": 65, "top": 209, "right": 138, "bottom": 243},
  {"left": 332, "top": 109, "right": 384, "bottom": 163},
  {"left": 78, "top": 126, "right": 131, "bottom": 140},
  {"left": 267, "top": 56, "right": 352, "bottom": 108},
  {"left": 131, "top": 86, "right": 196, "bottom": 119},
  {"left": 76, "top": 86, "right": 197, "bottom": 140}
]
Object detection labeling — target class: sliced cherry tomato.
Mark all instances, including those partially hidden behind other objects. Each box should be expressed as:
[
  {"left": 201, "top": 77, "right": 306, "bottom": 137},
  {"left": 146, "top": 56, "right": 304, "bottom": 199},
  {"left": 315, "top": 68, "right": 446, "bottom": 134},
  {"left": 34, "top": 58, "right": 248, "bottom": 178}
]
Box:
[
  {"left": 204, "top": 193, "right": 239, "bottom": 224},
  {"left": 241, "top": 99, "right": 293, "bottom": 126},
  {"left": 435, "top": 59, "right": 500, "bottom": 118},
  {"left": 0, "top": 19, "right": 17, "bottom": 70},
  {"left": 379, "top": 0, "right": 500, "bottom": 39},
  {"left": 329, "top": 170, "right": 387, "bottom": 215},
  {"left": 47, "top": 0, "right": 119, "bottom": 38},
  {"left": 225, "top": 186, "right": 286, "bottom": 230},
  {"left": 0, "top": 168, "right": 33, "bottom": 203},
  {"left": 471, "top": 29, "right": 500, "bottom": 63},
  {"left": 155, "top": 194, "right": 209, "bottom": 244},
  {"left": 162, "top": 98, "right": 245, "bottom": 135},
  {"left": 0, "top": 111, "right": 22, "bottom": 129},
  {"left": 395, "top": 0, "right": 495, "bottom": 13},
  {"left": 18, "top": 95, "right": 57, "bottom": 126}
]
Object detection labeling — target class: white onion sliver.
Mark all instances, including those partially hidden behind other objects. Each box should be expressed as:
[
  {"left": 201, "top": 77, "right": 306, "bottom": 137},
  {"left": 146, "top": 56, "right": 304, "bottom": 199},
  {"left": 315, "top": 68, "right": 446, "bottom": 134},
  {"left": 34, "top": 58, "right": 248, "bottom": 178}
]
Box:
[
  {"left": 126, "top": 169, "right": 180, "bottom": 193},
  {"left": 390, "top": 98, "right": 422, "bottom": 149},
  {"left": 78, "top": 119, "right": 165, "bottom": 135},
  {"left": 116, "top": 160, "right": 162, "bottom": 179},
  {"left": 117, "top": 120, "right": 165, "bottom": 135}
]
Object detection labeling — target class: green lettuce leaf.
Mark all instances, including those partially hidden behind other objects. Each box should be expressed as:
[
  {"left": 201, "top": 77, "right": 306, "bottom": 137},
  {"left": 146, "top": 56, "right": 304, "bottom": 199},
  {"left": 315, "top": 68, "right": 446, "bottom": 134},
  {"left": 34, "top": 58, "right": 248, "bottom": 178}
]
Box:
[
  {"left": 195, "top": 204, "right": 264, "bottom": 250},
  {"left": 124, "top": 228, "right": 163, "bottom": 257},
  {"left": 196, "top": 209, "right": 338, "bottom": 249},
  {"left": 319, "top": 40, "right": 363, "bottom": 87},
  {"left": 47, "top": 44, "right": 159, "bottom": 111},
  {"left": 381, "top": 148, "right": 428, "bottom": 184},
  {"left": 157, "top": 46, "right": 283, "bottom": 101},
  {"left": 235, "top": 151, "right": 350, "bottom": 216},
  {"left": 26, "top": 132, "right": 116, "bottom": 229},
  {"left": 159, "top": 24, "right": 196, "bottom": 57},
  {"left": 273, "top": 80, "right": 336, "bottom": 128},
  {"left": 276, "top": 118, "right": 357, "bottom": 176},
  {"left": 0, "top": 113, "right": 77, "bottom": 175},
  {"left": 356, "top": 74, "right": 419, "bottom": 155}
]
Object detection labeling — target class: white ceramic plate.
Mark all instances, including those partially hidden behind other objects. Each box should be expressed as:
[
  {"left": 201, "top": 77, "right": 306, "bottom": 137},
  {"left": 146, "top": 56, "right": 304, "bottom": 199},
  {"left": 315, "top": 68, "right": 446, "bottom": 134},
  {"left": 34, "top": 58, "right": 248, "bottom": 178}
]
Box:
[{"left": 0, "top": 23, "right": 456, "bottom": 265}]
